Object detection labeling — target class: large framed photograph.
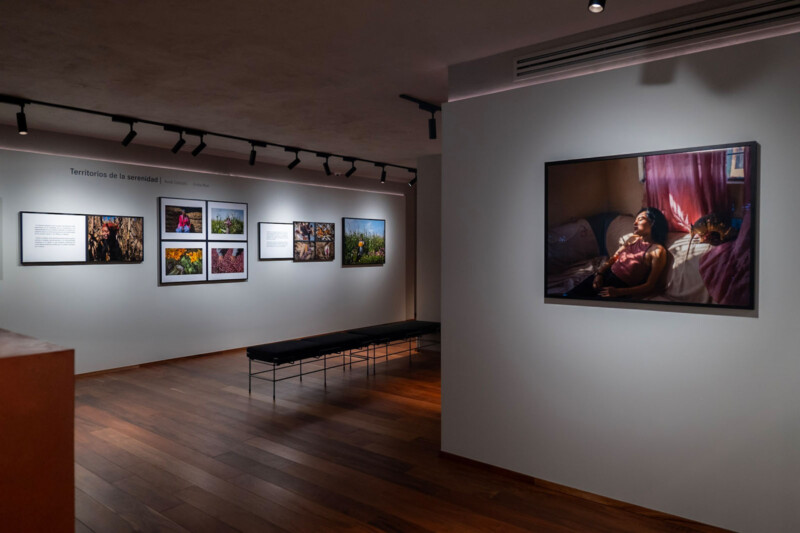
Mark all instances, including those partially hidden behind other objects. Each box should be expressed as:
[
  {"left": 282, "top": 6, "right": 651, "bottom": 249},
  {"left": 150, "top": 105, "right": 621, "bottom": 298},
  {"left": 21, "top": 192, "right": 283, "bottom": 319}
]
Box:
[
  {"left": 293, "top": 221, "right": 335, "bottom": 262},
  {"left": 207, "top": 201, "right": 247, "bottom": 241},
  {"left": 208, "top": 242, "right": 248, "bottom": 281},
  {"left": 160, "top": 197, "right": 205, "bottom": 240},
  {"left": 342, "top": 217, "right": 385, "bottom": 266},
  {"left": 258, "top": 222, "right": 293, "bottom": 260},
  {"left": 545, "top": 142, "right": 757, "bottom": 309},
  {"left": 20, "top": 212, "right": 87, "bottom": 264},
  {"left": 160, "top": 241, "right": 207, "bottom": 284},
  {"left": 87, "top": 215, "right": 144, "bottom": 263}
]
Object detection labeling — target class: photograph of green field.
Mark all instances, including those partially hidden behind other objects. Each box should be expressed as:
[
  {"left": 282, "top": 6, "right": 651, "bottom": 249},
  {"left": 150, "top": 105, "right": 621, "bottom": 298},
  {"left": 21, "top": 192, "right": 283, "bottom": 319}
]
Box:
[
  {"left": 206, "top": 201, "right": 247, "bottom": 241},
  {"left": 210, "top": 208, "right": 244, "bottom": 235},
  {"left": 343, "top": 217, "right": 385, "bottom": 265}
]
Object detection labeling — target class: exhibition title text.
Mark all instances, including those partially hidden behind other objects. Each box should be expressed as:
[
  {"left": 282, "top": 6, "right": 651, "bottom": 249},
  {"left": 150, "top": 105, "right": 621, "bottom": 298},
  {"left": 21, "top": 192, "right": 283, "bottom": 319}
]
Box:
[{"left": 70, "top": 168, "right": 160, "bottom": 183}]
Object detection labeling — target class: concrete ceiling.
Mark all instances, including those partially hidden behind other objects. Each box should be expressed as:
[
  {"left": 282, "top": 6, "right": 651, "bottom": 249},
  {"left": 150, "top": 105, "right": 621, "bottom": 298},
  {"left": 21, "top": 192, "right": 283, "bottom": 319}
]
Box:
[{"left": 0, "top": 0, "right": 721, "bottom": 180}]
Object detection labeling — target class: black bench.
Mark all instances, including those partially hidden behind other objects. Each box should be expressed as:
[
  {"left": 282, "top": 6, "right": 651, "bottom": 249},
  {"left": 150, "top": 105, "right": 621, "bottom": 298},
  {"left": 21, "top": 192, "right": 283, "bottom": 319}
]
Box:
[
  {"left": 347, "top": 321, "right": 441, "bottom": 374},
  {"left": 247, "top": 320, "right": 440, "bottom": 399}
]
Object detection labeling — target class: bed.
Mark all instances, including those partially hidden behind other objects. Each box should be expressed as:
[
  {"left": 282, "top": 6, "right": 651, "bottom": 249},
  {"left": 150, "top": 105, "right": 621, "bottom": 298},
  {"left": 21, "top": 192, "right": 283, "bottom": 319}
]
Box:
[{"left": 546, "top": 213, "right": 714, "bottom": 304}]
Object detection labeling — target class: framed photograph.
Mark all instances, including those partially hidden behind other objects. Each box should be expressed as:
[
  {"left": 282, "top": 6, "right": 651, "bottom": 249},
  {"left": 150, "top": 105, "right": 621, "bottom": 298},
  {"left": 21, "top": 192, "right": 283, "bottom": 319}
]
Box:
[
  {"left": 294, "top": 221, "right": 315, "bottom": 241},
  {"left": 258, "top": 222, "right": 293, "bottom": 260},
  {"left": 160, "top": 241, "right": 207, "bottom": 284},
  {"left": 208, "top": 242, "right": 248, "bottom": 281},
  {"left": 160, "top": 197, "right": 205, "bottom": 240},
  {"left": 315, "top": 240, "right": 335, "bottom": 261},
  {"left": 293, "top": 240, "right": 315, "bottom": 262},
  {"left": 545, "top": 142, "right": 757, "bottom": 309},
  {"left": 20, "top": 212, "right": 87, "bottom": 264},
  {"left": 342, "top": 217, "right": 385, "bottom": 266},
  {"left": 207, "top": 201, "right": 247, "bottom": 241},
  {"left": 293, "top": 221, "right": 335, "bottom": 262},
  {"left": 87, "top": 215, "right": 144, "bottom": 263},
  {"left": 315, "top": 222, "right": 334, "bottom": 242}
]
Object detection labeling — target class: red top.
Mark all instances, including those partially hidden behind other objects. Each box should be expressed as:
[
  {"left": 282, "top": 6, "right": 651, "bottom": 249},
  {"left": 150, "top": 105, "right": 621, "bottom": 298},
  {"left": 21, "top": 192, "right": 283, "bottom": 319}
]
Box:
[{"left": 610, "top": 239, "right": 653, "bottom": 286}]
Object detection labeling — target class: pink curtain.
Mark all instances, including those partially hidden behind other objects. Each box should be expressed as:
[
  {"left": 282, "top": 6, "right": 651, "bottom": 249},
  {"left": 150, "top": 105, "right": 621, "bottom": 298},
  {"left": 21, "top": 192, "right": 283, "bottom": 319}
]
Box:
[{"left": 644, "top": 150, "right": 729, "bottom": 232}]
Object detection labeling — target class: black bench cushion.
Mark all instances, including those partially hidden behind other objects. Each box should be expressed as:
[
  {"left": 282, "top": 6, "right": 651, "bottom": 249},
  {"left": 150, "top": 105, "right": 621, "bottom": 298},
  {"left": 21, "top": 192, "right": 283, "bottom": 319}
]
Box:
[
  {"left": 347, "top": 320, "right": 440, "bottom": 343},
  {"left": 300, "top": 332, "right": 372, "bottom": 354},
  {"left": 247, "top": 339, "right": 318, "bottom": 365},
  {"left": 248, "top": 321, "right": 441, "bottom": 365},
  {"left": 247, "top": 333, "right": 372, "bottom": 365}
]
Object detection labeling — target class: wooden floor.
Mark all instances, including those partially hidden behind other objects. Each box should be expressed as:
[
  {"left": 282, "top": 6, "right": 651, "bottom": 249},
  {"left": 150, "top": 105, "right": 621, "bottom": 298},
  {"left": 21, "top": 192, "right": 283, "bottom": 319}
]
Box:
[{"left": 74, "top": 348, "right": 727, "bottom": 532}]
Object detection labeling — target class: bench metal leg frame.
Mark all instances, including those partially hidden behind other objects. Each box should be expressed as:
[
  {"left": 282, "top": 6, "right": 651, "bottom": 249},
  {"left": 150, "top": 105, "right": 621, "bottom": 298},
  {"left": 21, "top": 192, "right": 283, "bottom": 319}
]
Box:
[{"left": 248, "top": 348, "right": 370, "bottom": 400}]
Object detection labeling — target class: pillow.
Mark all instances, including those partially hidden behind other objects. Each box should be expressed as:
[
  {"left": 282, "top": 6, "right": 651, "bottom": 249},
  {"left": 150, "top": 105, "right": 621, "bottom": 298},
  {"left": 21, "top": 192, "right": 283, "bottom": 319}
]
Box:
[
  {"left": 605, "top": 215, "right": 634, "bottom": 254},
  {"left": 547, "top": 219, "right": 599, "bottom": 273}
]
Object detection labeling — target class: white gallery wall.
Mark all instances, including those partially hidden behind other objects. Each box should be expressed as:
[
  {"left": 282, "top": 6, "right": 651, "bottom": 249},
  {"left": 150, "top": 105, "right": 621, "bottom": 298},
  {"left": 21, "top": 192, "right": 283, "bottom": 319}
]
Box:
[
  {"left": 441, "top": 32, "right": 800, "bottom": 532},
  {"left": 0, "top": 148, "right": 407, "bottom": 373}
]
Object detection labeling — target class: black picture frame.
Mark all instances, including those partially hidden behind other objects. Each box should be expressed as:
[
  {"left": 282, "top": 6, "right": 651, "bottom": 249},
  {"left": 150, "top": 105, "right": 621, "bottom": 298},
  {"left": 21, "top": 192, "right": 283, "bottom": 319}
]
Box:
[
  {"left": 157, "top": 197, "right": 249, "bottom": 285},
  {"left": 20, "top": 211, "right": 87, "bottom": 265},
  {"left": 342, "top": 217, "right": 386, "bottom": 266},
  {"left": 258, "top": 222, "right": 293, "bottom": 261},
  {"left": 544, "top": 141, "right": 758, "bottom": 310},
  {"left": 206, "top": 200, "right": 248, "bottom": 242},
  {"left": 20, "top": 211, "right": 144, "bottom": 265},
  {"left": 159, "top": 196, "right": 206, "bottom": 241},
  {"left": 293, "top": 221, "right": 335, "bottom": 262}
]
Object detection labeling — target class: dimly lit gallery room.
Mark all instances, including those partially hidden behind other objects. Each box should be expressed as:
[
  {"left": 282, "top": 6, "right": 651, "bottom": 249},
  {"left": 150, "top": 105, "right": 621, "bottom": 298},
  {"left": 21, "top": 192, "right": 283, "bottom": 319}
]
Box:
[{"left": 1, "top": 1, "right": 799, "bottom": 532}]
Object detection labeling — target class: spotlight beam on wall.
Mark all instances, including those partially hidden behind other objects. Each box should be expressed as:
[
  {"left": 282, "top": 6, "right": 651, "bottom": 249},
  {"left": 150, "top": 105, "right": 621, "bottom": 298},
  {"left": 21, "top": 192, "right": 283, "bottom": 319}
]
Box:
[
  {"left": 399, "top": 94, "right": 442, "bottom": 140},
  {"left": 0, "top": 92, "right": 417, "bottom": 181}
]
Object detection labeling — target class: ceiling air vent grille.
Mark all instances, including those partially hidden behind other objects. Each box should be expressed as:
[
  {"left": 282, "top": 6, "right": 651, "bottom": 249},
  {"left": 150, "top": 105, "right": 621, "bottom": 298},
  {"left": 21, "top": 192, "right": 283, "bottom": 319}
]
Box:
[{"left": 514, "top": 0, "right": 800, "bottom": 80}]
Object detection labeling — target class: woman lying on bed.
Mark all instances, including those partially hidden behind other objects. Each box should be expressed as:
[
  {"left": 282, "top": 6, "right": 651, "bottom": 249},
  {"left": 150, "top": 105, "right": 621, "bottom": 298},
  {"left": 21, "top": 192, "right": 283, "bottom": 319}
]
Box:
[{"left": 569, "top": 207, "right": 669, "bottom": 299}]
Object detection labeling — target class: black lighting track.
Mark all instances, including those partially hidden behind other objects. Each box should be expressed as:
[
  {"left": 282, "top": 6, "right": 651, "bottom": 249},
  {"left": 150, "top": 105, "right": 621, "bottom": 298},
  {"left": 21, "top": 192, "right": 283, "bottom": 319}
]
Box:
[{"left": 0, "top": 93, "right": 417, "bottom": 176}]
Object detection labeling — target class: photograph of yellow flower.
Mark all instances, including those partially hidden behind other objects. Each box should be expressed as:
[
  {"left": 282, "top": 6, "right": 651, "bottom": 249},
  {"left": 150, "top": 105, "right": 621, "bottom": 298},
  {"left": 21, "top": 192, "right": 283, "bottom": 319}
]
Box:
[{"left": 160, "top": 241, "right": 207, "bottom": 284}]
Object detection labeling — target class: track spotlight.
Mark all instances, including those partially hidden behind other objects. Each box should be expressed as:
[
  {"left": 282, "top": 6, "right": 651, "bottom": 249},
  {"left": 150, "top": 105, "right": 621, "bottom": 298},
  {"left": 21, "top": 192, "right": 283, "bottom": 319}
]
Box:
[
  {"left": 376, "top": 164, "right": 386, "bottom": 184},
  {"left": 286, "top": 148, "right": 301, "bottom": 169},
  {"left": 588, "top": 0, "right": 605, "bottom": 13},
  {"left": 248, "top": 141, "right": 266, "bottom": 166},
  {"left": 408, "top": 169, "right": 417, "bottom": 188},
  {"left": 0, "top": 96, "right": 30, "bottom": 135},
  {"left": 112, "top": 116, "right": 137, "bottom": 146},
  {"left": 192, "top": 134, "right": 207, "bottom": 156},
  {"left": 399, "top": 94, "right": 441, "bottom": 141},
  {"left": 344, "top": 158, "right": 357, "bottom": 177},
  {"left": 122, "top": 124, "right": 137, "bottom": 146},
  {"left": 16, "top": 104, "right": 27, "bottom": 135},
  {"left": 164, "top": 125, "right": 185, "bottom": 153},
  {"left": 316, "top": 153, "right": 332, "bottom": 175},
  {"left": 171, "top": 132, "right": 185, "bottom": 153}
]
